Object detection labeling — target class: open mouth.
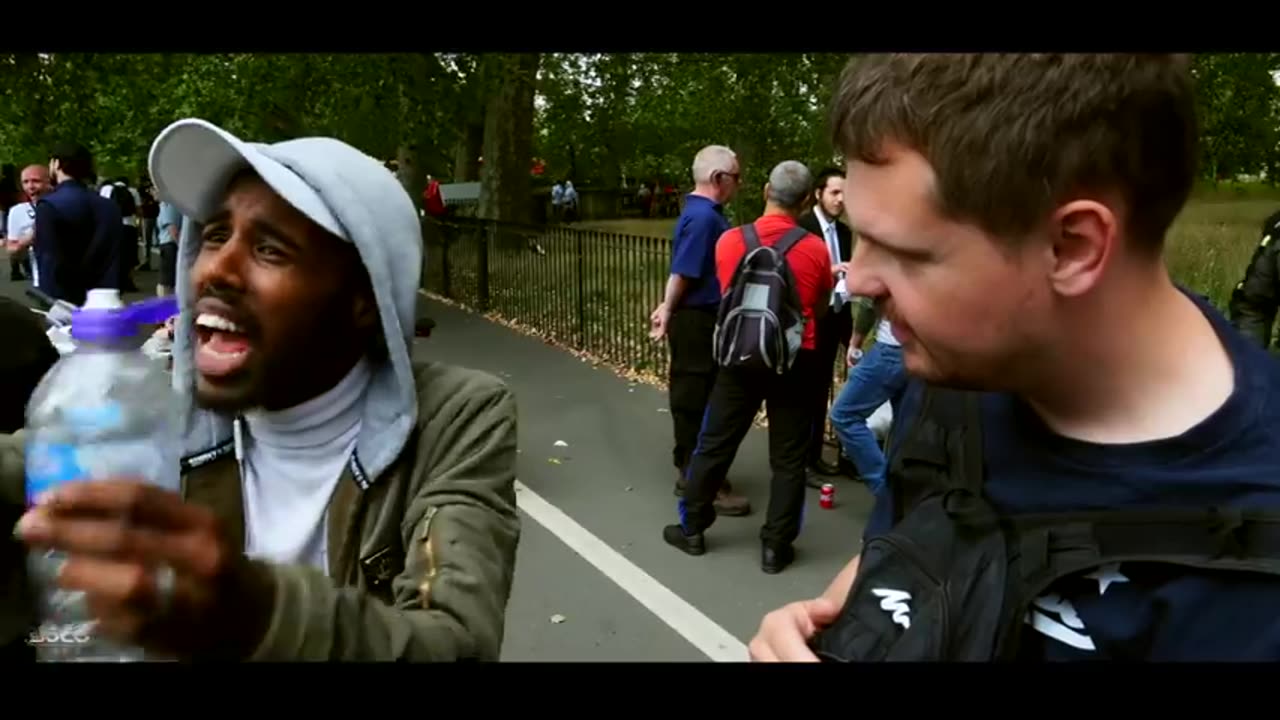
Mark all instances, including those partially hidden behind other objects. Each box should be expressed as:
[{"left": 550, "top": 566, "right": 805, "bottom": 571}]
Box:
[{"left": 194, "top": 312, "right": 255, "bottom": 378}]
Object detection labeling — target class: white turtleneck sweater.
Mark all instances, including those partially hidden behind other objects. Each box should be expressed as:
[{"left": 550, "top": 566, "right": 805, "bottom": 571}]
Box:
[{"left": 237, "top": 358, "right": 371, "bottom": 575}]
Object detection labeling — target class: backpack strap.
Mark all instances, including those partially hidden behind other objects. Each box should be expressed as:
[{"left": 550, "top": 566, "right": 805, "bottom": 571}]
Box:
[
  {"left": 771, "top": 226, "right": 810, "bottom": 257},
  {"left": 741, "top": 222, "right": 761, "bottom": 252},
  {"left": 887, "top": 385, "right": 989, "bottom": 524},
  {"left": 995, "top": 506, "right": 1280, "bottom": 659},
  {"left": 1009, "top": 507, "right": 1280, "bottom": 592}
]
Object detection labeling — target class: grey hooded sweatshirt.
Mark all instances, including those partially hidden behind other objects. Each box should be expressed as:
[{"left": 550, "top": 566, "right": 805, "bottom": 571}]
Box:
[{"left": 0, "top": 119, "right": 522, "bottom": 661}]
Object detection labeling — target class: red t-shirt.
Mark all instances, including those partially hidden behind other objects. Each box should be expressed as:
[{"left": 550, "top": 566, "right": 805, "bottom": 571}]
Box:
[{"left": 715, "top": 214, "right": 834, "bottom": 351}]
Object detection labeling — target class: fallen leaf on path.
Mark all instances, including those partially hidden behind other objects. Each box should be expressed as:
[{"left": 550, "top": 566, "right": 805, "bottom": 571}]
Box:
[
  {"left": 625, "top": 486, "right": 633, "bottom": 492},
  {"left": 548, "top": 458, "right": 562, "bottom": 465},
  {"left": 550, "top": 614, "right": 566, "bottom": 624},
  {"left": 553, "top": 440, "right": 568, "bottom": 448}
]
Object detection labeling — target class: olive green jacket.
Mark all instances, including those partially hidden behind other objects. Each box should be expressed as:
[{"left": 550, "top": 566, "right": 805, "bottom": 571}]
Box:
[{"left": 0, "top": 359, "right": 521, "bottom": 661}]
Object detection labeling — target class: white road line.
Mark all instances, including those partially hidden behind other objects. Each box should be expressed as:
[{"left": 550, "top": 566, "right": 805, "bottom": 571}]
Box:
[{"left": 513, "top": 479, "right": 749, "bottom": 662}]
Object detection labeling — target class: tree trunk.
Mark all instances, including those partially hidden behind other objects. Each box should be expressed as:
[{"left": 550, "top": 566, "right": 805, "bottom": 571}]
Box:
[
  {"left": 478, "top": 53, "right": 540, "bottom": 227},
  {"left": 452, "top": 124, "right": 483, "bottom": 181}
]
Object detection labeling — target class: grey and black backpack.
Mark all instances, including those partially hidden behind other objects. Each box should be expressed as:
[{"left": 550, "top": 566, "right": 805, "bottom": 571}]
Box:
[{"left": 712, "top": 222, "right": 808, "bottom": 374}]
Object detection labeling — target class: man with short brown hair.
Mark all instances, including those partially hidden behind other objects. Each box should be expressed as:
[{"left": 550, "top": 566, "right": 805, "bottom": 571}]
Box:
[{"left": 750, "top": 54, "right": 1280, "bottom": 662}]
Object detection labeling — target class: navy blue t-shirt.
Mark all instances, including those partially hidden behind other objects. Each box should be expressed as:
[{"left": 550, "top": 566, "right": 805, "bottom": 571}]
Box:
[
  {"left": 669, "top": 194, "right": 729, "bottom": 309},
  {"left": 865, "top": 292, "right": 1280, "bottom": 660}
]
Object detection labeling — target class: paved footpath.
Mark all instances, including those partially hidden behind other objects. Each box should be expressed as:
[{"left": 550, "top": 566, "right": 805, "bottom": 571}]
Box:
[
  {"left": 1, "top": 270, "right": 876, "bottom": 661},
  {"left": 414, "top": 294, "right": 877, "bottom": 661}
]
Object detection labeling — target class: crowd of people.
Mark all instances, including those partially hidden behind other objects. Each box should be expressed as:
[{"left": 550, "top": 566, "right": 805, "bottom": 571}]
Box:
[
  {"left": 646, "top": 149, "right": 905, "bottom": 573},
  {"left": 0, "top": 145, "right": 183, "bottom": 306},
  {"left": 0, "top": 52, "right": 1277, "bottom": 663}
]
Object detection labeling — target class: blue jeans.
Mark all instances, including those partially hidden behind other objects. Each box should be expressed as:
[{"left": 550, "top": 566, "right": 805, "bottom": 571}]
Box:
[{"left": 829, "top": 342, "right": 907, "bottom": 495}]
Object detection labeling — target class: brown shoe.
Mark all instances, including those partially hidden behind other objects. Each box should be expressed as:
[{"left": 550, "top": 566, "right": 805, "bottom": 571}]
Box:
[
  {"left": 676, "top": 474, "right": 751, "bottom": 516},
  {"left": 714, "top": 483, "right": 751, "bottom": 517}
]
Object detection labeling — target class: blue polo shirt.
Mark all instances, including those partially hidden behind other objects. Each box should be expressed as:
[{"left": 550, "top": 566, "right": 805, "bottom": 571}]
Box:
[
  {"left": 866, "top": 290, "right": 1280, "bottom": 660},
  {"left": 669, "top": 194, "right": 729, "bottom": 309}
]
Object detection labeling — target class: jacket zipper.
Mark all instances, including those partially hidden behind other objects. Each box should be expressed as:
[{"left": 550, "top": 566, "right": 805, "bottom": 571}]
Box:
[{"left": 418, "top": 506, "right": 440, "bottom": 606}]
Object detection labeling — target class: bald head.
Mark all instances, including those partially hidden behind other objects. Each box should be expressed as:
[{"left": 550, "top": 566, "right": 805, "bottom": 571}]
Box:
[
  {"left": 765, "top": 161, "right": 812, "bottom": 212},
  {"left": 20, "top": 165, "right": 51, "bottom": 201}
]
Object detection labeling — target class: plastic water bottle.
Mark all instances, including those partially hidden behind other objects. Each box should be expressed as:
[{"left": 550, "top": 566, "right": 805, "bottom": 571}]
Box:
[{"left": 23, "top": 288, "right": 181, "bottom": 662}]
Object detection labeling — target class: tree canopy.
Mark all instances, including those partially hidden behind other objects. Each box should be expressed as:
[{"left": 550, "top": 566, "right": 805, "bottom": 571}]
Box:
[{"left": 2, "top": 52, "right": 1276, "bottom": 221}]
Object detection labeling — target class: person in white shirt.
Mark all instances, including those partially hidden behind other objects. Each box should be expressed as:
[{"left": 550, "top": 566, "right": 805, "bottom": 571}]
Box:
[
  {"left": 551, "top": 181, "right": 564, "bottom": 221},
  {"left": 100, "top": 177, "right": 142, "bottom": 290},
  {"left": 5, "top": 165, "right": 52, "bottom": 287},
  {"left": 562, "top": 180, "right": 579, "bottom": 222}
]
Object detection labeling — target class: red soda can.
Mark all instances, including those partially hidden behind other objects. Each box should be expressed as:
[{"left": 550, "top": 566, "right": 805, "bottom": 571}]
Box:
[{"left": 820, "top": 483, "right": 835, "bottom": 509}]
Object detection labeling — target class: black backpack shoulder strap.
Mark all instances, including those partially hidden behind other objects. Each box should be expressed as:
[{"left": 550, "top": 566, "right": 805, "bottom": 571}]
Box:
[
  {"left": 888, "top": 384, "right": 986, "bottom": 522},
  {"left": 1011, "top": 507, "right": 1280, "bottom": 591},
  {"left": 772, "top": 226, "right": 810, "bottom": 257},
  {"left": 996, "top": 505, "right": 1280, "bottom": 659},
  {"left": 741, "top": 222, "right": 761, "bottom": 252}
]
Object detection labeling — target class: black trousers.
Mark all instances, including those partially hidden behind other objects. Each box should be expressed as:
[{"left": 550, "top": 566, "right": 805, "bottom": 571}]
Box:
[
  {"left": 680, "top": 349, "right": 818, "bottom": 547},
  {"left": 667, "top": 305, "right": 718, "bottom": 473},
  {"left": 808, "top": 304, "right": 852, "bottom": 465}
]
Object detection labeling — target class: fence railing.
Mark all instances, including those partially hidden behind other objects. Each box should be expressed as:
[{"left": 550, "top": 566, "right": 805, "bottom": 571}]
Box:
[
  {"left": 422, "top": 216, "right": 673, "bottom": 377},
  {"left": 420, "top": 216, "right": 851, "bottom": 447}
]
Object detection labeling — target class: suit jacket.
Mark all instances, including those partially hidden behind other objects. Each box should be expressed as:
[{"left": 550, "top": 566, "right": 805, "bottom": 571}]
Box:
[
  {"left": 798, "top": 208, "right": 853, "bottom": 267},
  {"left": 798, "top": 209, "right": 854, "bottom": 344}
]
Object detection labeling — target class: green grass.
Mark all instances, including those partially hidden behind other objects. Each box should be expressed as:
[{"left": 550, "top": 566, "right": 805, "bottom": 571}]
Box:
[
  {"left": 1166, "top": 197, "right": 1276, "bottom": 309},
  {"left": 584, "top": 192, "right": 1280, "bottom": 312},
  {"left": 424, "top": 221, "right": 674, "bottom": 379},
  {"left": 424, "top": 191, "right": 1279, "bottom": 383}
]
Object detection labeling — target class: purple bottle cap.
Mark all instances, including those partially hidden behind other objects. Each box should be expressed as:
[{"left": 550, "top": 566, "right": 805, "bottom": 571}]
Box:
[{"left": 70, "top": 296, "right": 179, "bottom": 343}]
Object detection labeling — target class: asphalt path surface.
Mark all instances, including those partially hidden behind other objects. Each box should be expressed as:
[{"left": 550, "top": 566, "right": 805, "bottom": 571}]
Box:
[
  {"left": 414, "top": 295, "right": 876, "bottom": 661},
  {"left": 1, "top": 267, "right": 876, "bottom": 662}
]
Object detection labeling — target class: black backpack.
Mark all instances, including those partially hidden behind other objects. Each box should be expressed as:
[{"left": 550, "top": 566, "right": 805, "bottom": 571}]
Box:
[
  {"left": 108, "top": 183, "right": 136, "bottom": 218},
  {"left": 712, "top": 222, "right": 808, "bottom": 374},
  {"left": 810, "top": 385, "right": 1280, "bottom": 661}
]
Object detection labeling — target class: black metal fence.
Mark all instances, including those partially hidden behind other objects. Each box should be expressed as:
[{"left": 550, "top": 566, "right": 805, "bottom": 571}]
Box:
[
  {"left": 420, "top": 216, "right": 851, "bottom": 445},
  {"left": 422, "top": 216, "right": 673, "bottom": 376}
]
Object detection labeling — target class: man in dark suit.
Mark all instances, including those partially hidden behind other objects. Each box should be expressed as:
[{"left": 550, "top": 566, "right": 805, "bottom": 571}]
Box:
[{"left": 797, "top": 167, "right": 854, "bottom": 485}]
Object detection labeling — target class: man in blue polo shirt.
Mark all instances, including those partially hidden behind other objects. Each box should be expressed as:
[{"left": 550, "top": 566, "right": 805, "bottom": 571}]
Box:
[
  {"left": 750, "top": 53, "right": 1280, "bottom": 662},
  {"left": 649, "top": 145, "right": 749, "bottom": 516}
]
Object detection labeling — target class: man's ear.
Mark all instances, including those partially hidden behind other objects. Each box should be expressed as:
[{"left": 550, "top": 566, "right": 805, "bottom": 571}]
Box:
[{"left": 1047, "top": 199, "right": 1117, "bottom": 298}]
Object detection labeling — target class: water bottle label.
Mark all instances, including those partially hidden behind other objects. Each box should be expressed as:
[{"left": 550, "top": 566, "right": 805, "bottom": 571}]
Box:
[
  {"left": 63, "top": 404, "right": 125, "bottom": 430},
  {"left": 25, "top": 441, "right": 84, "bottom": 504}
]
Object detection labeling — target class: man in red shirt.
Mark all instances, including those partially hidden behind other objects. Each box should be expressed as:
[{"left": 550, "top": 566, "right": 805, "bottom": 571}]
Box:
[{"left": 663, "top": 160, "right": 833, "bottom": 574}]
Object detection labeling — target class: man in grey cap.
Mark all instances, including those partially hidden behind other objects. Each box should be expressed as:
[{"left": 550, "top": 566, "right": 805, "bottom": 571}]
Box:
[{"left": 1, "top": 119, "right": 521, "bottom": 661}]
